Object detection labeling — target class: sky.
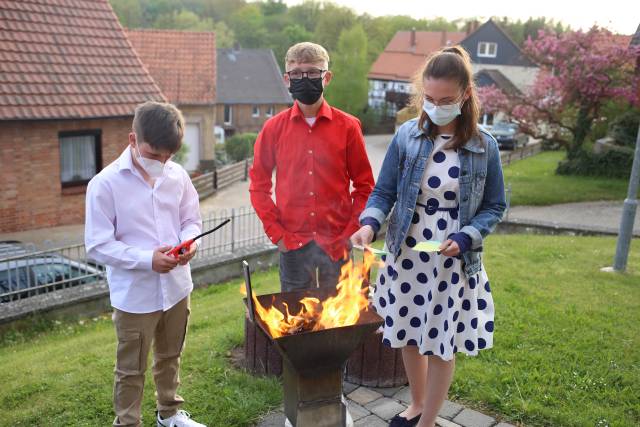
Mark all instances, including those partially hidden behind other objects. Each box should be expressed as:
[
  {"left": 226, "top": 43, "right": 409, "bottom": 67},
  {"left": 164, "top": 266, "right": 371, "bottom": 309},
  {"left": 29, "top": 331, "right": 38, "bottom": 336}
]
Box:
[{"left": 283, "top": 0, "right": 639, "bottom": 35}]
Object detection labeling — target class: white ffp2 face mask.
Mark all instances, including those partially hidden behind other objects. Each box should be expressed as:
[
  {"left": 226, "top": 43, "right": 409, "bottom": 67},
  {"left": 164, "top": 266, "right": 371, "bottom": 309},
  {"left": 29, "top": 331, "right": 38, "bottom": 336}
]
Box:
[
  {"left": 134, "top": 145, "right": 167, "bottom": 179},
  {"left": 422, "top": 99, "right": 462, "bottom": 126}
]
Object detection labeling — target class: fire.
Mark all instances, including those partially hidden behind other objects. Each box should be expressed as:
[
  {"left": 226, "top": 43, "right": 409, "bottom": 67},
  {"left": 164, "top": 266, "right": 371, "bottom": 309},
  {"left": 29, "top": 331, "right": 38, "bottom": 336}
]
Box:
[{"left": 242, "top": 251, "right": 376, "bottom": 338}]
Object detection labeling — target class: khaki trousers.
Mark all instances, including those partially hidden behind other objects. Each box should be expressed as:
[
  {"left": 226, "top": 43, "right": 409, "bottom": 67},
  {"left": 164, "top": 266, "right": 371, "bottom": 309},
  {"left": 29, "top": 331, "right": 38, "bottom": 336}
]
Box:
[{"left": 111, "top": 296, "right": 190, "bottom": 427}]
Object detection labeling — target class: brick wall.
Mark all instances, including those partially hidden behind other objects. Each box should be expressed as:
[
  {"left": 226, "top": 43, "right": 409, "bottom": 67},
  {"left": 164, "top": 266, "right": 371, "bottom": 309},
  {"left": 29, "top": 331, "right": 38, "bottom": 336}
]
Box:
[
  {"left": 0, "top": 117, "right": 132, "bottom": 233},
  {"left": 216, "top": 103, "right": 290, "bottom": 135}
]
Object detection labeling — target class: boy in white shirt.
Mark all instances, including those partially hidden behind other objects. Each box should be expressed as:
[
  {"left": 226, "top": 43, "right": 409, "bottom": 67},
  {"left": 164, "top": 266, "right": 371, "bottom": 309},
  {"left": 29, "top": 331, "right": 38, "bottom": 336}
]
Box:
[{"left": 85, "top": 101, "right": 205, "bottom": 427}]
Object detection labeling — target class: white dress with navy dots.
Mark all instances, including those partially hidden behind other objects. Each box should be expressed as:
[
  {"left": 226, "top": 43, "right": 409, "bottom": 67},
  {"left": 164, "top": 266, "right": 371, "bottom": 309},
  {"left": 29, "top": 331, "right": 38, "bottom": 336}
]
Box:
[{"left": 374, "top": 134, "right": 494, "bottom": 361}]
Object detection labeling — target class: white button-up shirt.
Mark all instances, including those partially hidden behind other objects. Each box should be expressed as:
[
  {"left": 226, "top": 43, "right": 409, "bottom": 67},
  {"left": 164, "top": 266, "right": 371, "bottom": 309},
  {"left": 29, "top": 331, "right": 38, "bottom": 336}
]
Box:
[{"left": 85, "top": 148, "right": 202, "bottom": 313}]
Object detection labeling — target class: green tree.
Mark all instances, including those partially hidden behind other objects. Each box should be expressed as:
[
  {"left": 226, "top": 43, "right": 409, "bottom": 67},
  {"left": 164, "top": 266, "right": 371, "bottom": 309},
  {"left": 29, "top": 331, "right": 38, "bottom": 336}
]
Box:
[
  {"left": 270, "top": 24, "right": 313, "bottom": 66},
  {"left": 324, "top": 24, "right": 368, "bottom": 116},
  {"left": 213, "top": 21, "right": 236, "bottom": 48},
  {"left": 312, "top": 3, "right": 356, "bottom": 52},
  {"left": 287, "top": 0, "right": 322, "bottom": 33},
  {"left": 229, "top": 4, "right": 268, "bottom": 48},
  {"left": 110, "top": 0, "right": 143, "bottom": 27}
]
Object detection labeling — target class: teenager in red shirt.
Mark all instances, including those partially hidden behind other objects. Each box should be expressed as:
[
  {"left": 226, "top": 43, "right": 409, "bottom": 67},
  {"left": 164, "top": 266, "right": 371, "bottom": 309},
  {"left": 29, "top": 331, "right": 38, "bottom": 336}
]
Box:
[{"left": 249, "top": 42, "right": 374, "bottom": 291}]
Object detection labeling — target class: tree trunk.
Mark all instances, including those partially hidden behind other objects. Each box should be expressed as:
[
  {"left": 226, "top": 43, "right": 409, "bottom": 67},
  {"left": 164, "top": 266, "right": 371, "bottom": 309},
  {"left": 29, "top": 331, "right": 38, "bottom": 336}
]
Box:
[{"left": 568, "top": 105, "right": 593, "bottom": 158}]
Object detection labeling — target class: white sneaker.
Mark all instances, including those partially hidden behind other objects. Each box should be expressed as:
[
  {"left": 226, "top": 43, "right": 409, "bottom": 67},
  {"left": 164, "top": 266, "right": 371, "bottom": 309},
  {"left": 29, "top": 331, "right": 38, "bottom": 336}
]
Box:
[{"left": 157, "top": 410, "right": 206, "bottom": 427}]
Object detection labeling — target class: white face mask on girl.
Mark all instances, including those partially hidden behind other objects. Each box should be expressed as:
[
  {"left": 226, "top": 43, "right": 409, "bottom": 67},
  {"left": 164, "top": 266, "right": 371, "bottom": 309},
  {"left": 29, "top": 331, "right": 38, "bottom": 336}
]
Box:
[
  {"left": 422, "top": 99, "right": 462, "bottom": 126},
  {"left": 134, "top": 145, "right": 167, "bottom": 179}
]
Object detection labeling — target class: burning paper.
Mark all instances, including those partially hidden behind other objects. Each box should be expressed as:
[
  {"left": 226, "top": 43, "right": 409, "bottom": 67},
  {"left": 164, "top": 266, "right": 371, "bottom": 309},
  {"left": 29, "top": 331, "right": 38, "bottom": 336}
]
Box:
[{"left": 241, "top": 251, "right": 376, "bottom": 338}]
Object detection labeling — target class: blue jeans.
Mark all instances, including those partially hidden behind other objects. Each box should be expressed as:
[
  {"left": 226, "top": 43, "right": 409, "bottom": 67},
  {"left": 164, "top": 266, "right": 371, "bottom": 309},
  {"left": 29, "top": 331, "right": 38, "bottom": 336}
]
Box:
[{"left": 279, "top": 241, "right": 347, "bottom": 292}]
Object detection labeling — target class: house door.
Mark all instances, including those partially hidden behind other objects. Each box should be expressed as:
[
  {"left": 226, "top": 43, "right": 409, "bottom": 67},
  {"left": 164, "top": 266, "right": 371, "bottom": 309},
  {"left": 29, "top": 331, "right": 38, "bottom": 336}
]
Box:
[{"left": 183, "top": 122, "right": 201, "bottom": 171}]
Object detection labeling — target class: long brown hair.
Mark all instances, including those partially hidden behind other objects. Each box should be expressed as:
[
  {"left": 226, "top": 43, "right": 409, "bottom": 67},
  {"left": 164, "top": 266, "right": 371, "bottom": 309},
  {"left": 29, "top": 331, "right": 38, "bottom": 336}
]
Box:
[{"left": 413, "top": 45, "right": 480, "bottom": 149}]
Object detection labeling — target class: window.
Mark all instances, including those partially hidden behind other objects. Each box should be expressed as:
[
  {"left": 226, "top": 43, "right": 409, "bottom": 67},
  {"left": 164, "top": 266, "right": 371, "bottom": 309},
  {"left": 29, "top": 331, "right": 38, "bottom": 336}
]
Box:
[
  {"left": 59, "top": 130, "right": 101, "bottom": 187},
  {"left": 266, "top": 105, "right": 275, "bottom": 117},
  {"left": 478, "top": 42, "right": 497, "bottom": 58},
  {"left": 224, "top": 105, "right": 233, "bottom": 124},
  {"left": 252, "top": 105, "right": 260, "bottom": 118}
]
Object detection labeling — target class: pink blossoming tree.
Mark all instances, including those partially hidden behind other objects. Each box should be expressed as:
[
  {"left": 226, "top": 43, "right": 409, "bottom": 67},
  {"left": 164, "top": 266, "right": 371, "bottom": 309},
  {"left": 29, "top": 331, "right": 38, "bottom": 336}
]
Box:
[{"left": 481, "top": 27, "right": 640, "bottom": 157}]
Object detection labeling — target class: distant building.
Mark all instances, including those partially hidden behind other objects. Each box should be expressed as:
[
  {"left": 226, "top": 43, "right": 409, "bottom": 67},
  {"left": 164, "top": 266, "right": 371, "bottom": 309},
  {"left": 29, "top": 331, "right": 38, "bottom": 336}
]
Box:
[
  {"left": 216, "top": 48, "right": 292, "bottom": 137},
  {"left": 459, "top": 19, "right": 538, "bottom": 93},
  {"left": 368, "top": 29, "right": 467, "bottom": 116},
  {"left": 127, "top": 29, "right": 217, "bottom": 172},
  {"left": 368, "top": 20, "right": 539, "bottom": 121},
  {"left": 0, "top": 0, "right": 165, "bottom": 233}
]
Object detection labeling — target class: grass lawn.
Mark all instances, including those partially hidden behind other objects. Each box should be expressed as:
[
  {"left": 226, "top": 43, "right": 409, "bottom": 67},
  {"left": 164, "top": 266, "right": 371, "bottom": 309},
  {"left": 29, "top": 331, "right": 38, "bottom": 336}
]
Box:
[
  {"left": 503, "top": 151, "right": 629, "bottom": 206},
  {"left": 1, "top": 235, "right": 639, "bottom": 426}
]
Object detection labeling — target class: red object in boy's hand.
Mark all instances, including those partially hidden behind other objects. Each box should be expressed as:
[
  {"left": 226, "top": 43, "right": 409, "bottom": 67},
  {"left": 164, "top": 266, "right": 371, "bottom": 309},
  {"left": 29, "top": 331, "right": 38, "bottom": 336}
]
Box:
[
  {"left": 166, "top": 240, "right": 194, "bottom": 258},
  {"left": 166, "top": 218, "right": 231, "bottom": 259}
]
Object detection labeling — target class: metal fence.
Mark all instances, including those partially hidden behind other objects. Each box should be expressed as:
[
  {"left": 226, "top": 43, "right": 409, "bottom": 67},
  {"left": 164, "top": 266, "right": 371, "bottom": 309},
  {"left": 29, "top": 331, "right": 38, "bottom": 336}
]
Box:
[
  {"left": 0, "top": 206, "right": 272, "bottom": 303},
  {"left": 0, "top": 243, "right": 103, "bottom": 302}
]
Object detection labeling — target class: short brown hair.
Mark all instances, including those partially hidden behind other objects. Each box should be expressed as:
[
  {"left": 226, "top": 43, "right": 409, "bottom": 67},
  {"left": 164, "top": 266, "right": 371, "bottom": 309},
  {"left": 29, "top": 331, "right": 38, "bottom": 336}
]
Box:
[
  {"left": 285, "top": 42, "right": 330, "bottom": 67},
  {"left": 132, "top": 101, "right": 184, "bottom": 153},
  {"left": 413, "top": 45, "right": 480, "bottom": 149}
]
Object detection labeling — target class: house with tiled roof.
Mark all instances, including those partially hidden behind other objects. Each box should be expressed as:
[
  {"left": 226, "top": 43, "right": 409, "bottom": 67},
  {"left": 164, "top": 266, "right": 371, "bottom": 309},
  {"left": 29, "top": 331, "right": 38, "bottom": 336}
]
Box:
[
  {"left": 368, "top": 29, "right": 468, "bottom": 116},
  {"left": 127, "top": 29, "right": 217, "bottom": 172},
  {"left": 0, "top": 0, "right": 166, "bottom": 233},
  {"left": 368, "top": 20, "right": 539, "bottom": 122},
  {"left": 216, "top": 48, "right": 292, "bottom": 136}
]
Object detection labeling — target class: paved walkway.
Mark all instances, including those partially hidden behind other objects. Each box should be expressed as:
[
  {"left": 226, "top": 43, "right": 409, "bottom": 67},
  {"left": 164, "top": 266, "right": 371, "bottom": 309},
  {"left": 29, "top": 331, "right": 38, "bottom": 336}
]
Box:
[
  {"left": 507, "top": 200, "right": 639, "bottom": 235},
  {"left": 256, "top": 381, "right": 516, "bottom": 427}
]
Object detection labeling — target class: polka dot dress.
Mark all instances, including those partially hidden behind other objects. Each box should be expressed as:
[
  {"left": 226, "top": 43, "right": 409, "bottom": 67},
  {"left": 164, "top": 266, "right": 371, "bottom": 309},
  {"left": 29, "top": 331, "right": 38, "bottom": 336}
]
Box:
[{"left": 374, "top": 134, "right": 494, "bottom": 361}]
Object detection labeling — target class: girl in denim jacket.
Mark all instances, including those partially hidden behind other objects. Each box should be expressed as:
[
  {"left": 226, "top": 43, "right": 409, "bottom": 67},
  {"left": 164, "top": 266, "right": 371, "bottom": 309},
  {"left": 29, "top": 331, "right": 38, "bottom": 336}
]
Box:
[{"left": 351, "top": 46, "right": 506, "bottom": 427}]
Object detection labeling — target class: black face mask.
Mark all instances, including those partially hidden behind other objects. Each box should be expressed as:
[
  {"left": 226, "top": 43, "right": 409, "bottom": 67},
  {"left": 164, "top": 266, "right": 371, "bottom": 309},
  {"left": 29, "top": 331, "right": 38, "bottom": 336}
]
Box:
[{"left": 288, "top": 77, "right": 323, "bottom": 105}]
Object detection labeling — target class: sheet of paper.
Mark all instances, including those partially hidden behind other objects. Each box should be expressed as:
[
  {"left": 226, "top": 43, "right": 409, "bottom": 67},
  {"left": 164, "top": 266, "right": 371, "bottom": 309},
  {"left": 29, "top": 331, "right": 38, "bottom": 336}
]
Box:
[
  {"left": 352, "top": 244, "right": 387, "bottom": 256},
  {"left": 412, "top": 240, "right": 443, "bottom": 253}
]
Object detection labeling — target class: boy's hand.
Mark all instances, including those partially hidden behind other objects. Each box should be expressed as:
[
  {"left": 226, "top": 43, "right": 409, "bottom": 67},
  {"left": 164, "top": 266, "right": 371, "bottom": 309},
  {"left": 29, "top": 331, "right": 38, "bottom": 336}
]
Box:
[
  {"left": 177, "top": 243, "right": 197, "bottom": 265},
  {"left": 152, "top": 246, "right": 179, "bottom": 273}
]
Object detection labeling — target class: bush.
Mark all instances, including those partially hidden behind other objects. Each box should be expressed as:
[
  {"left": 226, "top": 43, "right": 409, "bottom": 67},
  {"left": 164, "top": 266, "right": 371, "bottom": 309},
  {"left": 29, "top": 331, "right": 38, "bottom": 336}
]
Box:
[
  {"left": 556, "top": 148, "right": 633, "bottom": 178},
  {"left": 358, "top": 108, "right": 395, "bottom": 135},
  {"left": 609, "top": 109, "right": 640, "bottom": 148},
  {"left": 224, "top": 132, "right": 258, "bottom": 162}
]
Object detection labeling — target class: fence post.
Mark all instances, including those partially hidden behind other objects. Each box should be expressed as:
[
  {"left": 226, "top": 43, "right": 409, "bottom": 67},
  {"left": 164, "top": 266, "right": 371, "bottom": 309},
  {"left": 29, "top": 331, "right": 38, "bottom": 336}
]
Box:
[
  {"left": 244, "top": 159, "right": 249, "bottom": 181},
  {"left": 505, "top": 182, "right": 512, "bottom": 221},
  {"left": 213, "top": 169, "right": 218, "bottom": 191},
  {"left": 231, "top": 208, "right": 236, "bottom": 253}
]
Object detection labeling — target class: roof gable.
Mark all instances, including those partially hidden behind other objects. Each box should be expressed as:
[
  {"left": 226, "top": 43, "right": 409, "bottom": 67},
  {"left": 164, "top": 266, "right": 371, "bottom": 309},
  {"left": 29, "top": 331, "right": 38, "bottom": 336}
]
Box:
[
  {"left": 0, "top": 0, "right": 165, "bottom": 121},
  {"left": 460, "top": 19, "right": 535, "bottom": 67},
  {"left": 368, "top": 30, "right": 467, "bottom": 82},
  {"left": 126, "top": 29, "right": 216, "bottom": 105}
]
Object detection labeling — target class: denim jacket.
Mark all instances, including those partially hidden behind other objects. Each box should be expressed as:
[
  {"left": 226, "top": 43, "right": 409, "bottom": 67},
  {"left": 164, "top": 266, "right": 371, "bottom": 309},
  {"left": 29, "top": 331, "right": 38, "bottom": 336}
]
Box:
[{"left": 359, "top": 118, "right": 506, "bottom": 277}]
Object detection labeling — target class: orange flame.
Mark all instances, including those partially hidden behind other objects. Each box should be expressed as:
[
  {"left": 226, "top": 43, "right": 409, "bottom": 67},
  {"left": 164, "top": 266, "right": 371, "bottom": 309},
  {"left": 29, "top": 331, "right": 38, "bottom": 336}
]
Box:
[{"left": 242, "top": 251, "right": 376, "bottom": 338}]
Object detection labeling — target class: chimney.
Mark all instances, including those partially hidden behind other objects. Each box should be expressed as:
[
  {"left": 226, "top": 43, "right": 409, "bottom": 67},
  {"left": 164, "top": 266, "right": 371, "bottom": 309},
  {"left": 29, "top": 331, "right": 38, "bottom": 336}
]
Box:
[
  {"left": 410, "top": 27, "right": 416, "bottom": 49},
  {"left": 466, "top": 20, "right": 480, "bottom": 36}
]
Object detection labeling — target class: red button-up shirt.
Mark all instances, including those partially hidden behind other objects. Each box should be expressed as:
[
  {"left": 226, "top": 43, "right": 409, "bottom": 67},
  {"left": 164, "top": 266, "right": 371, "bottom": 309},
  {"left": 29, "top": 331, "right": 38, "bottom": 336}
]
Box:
[{"left": 249, "top": 100, "right": 374, "bottom": 261}]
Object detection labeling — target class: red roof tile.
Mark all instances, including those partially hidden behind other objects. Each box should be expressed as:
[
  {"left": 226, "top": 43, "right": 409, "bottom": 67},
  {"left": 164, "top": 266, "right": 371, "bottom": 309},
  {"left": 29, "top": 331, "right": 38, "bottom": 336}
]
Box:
[
  {"left": 0, "top": 0, "right": 165, "bottom": 121},
  {"left": 369, "top": 31, "right": 467, "bottom": 82},
  {"left": 126, "top": 29, "right": 216, "bottom": 105}
]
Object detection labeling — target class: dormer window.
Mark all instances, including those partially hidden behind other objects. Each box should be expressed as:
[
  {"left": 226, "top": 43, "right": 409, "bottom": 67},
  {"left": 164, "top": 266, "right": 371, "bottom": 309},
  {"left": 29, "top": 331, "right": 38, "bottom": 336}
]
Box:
[{"left": 478, "top": 42, "right": 497, "bottom": 58}]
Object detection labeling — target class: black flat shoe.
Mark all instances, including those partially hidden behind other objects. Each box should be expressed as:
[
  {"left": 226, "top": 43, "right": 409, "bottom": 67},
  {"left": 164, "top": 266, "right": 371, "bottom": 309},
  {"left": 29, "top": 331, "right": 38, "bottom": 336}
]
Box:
[{"left": 389, "top": 412, "right": 421, "bottom": 427}]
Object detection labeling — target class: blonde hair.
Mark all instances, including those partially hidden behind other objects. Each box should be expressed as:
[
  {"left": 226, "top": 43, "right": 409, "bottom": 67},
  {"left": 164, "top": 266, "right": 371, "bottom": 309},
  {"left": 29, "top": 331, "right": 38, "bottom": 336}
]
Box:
[
  {"left": 285, "top": 42, "right": 330, "bottom": 67},
  {"left": 412, "top": 45, "right": 480, "bottom": 149}
]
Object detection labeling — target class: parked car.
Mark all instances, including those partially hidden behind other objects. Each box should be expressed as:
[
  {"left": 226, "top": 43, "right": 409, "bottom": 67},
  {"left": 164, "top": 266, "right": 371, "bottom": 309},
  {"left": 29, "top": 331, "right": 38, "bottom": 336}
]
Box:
[
  {"left": 0, "top": 241, "right": 104, "bottom": 302},
  {"left": 491, "top": 122, "right": 528, "bottom": 150}
]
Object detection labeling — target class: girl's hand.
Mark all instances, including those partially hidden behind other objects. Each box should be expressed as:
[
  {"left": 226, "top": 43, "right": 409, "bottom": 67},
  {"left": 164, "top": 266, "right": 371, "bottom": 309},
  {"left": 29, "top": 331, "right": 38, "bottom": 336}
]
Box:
[
  {"left": 439, "top": 239, "right": 460, "bottom": 257},
  {"left": 351, "top": 225, "right": 374, "bottom": 247}
]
